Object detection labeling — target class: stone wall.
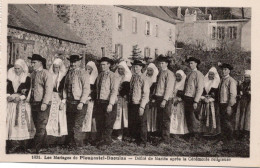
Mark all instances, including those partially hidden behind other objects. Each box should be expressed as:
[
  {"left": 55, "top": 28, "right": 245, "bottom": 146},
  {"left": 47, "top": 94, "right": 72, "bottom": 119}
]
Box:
[
  {"left": 68, "top": 5, "right": 114, "bottom": 58},
  {"left": 8, "top": 28, "right": 86, "bottom": 69}
]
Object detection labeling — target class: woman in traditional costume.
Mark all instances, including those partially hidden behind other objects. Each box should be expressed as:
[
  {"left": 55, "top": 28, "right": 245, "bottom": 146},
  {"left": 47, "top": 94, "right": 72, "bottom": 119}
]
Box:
[
  {"left": 82, "top": 61, "right": 98, "bottom": 143},
  {"left": 235, "top": 70, "right": 251, "bottom": 136},
  {"left": 199, "top": 67, "right": 221, "bottom": 136},
  {"left": 143, "top": 63, "right": 159, "bottom": 139},
  {"left": 6, "top": 59, "right": 35, "bottom": 153},
  {"left": 113, "top": 61, "right": 132, "bottom": 141},
  {"left": 46, "top": 58, "right": 67, "bottom": 144},
  {"left": 170, "top": 70, "right": 189, "bottom": 135}
]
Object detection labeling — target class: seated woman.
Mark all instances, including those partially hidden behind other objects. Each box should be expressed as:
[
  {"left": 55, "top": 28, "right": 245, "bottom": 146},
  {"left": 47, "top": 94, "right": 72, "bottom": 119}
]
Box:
[
  {"left": 200, "top": 67, "right": 221, "bottom": 137},
  {"left": 46, "top": 58, "right": 68, "bottom": 145},
  {"left": 170, "top": 70, "right": 189, "bottom": 135},
  {"left": 6, "top": 59, "right": 36, "bottom": 153}
]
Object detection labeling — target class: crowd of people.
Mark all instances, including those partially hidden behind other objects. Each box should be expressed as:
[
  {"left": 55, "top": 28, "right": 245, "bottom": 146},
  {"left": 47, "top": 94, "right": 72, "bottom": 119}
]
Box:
[{"left": 6, "top": 53, "right": 251, "bottom": 154}]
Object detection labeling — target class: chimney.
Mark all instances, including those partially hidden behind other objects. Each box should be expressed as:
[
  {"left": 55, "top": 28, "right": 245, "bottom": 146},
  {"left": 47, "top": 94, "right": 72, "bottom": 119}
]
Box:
[
  {"left": 205, "top": 7, "right": 208, "bottom": 14},
  {"left": 185, "top": 8, "right": 189, "bottom": 15},
  {"left": 209, "top": 14, "right": 212, "bottom": 20},
  {"left": 177, "top": 6, "right": 181, "bottom": 18}
]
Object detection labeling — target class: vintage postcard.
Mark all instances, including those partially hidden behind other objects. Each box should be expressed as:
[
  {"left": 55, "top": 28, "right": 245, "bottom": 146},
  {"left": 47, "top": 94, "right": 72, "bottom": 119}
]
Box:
[{"left": 0, "top": 0, "right": 259, "bottom": 167}]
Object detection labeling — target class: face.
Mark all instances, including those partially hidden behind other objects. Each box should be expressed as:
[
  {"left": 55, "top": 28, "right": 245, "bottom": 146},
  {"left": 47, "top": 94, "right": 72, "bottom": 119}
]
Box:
[
  {"left": 208, "top": 71, "right": 215, "bottom": 80},
  {"left": 222, "top": 68, "right": 230, "bottom": 77},
  {"left": 158, "top": 61, "right": 168, "bottom": 70},
  {"left": 133, "top": 65, "right": 142, "bottom": 74},
  {"left": 100, "top": 61, "right": 110, "bottom": 72},
  {"left": 189, "top": 61, "right": 197, "bottom": 70},
  {"left": 31, "top": 60, "right": 42, "bottom": 71},
  {"left": 14, "top": 64, "right": 23, "bottom": 76},
  {"left": 244, "top": 74, "right": 250, "bottom": 83},
  {"left": 147, "top": 67, "right": 154, "bottom": 77},
  {"left": 86, "top": 65, "right": 93, "bottom": 75},
  {"left": 53, "top": 64, "right": 60, "bottom": 74},
  {"left": 70, "top": 60, "right": 80, "bottom": 70},
  {"left": 176, "top": 73, "right": 182, "bottom": 82},
  {"left": 118, "top": 66, "right": 125, "bottom": 76}
]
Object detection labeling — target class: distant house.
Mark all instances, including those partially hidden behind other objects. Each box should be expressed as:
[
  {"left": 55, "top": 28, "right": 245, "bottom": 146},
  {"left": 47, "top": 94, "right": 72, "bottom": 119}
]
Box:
[
  {"left": 8, "top": 4, "right": 86, "bottom": 68},
  {"left": 52, "top": 5, "right": 177, "bottom": 62},
  {"left": 174, "top": 7, "right": 251, "bottom": 51}
]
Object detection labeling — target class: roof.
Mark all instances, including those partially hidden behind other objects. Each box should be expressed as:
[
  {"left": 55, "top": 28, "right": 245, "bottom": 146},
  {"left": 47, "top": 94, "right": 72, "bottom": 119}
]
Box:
[
  {"left": 117, "top": 5, "right": 177, "bottom": 24},
  {"left": 159, "top": 6, "right": 182, "bottom": 21},
  {"left": 8, "top": 4, "right": 86, "bottom": 45}
]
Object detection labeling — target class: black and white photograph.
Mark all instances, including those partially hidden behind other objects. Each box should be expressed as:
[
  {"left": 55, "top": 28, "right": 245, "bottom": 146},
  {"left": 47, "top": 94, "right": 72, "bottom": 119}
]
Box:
[{"left": 0, "top": 0, "right": 259, "bottom": 167}]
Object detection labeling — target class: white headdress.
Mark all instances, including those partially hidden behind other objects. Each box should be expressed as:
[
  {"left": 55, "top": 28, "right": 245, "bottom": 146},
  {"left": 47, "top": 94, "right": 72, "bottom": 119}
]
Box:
[
  {"left": 174, "top": 70, "right": 186, "bottom": 92},
  {"left": 143, "top": 63, "right": 159, "bottom": 83},
  {"left": 7, "top": 59, "right": 29, "bottom": 92},
  {"left": 204, "top": 67, "right": 220, "bottom": 93},
  {"left": 49, "top": 58, "right": 67, "bottom": 89},
  {"left": 86, "top": 61, "right": 98, "bottom": 84},
  {"left": 115, "top": 61, "right": 132, "bottom": 82}
]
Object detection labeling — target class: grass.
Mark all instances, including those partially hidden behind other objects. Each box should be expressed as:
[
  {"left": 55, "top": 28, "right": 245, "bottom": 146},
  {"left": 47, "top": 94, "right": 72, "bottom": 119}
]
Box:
[{"left": 12, "top": 133, "right": 249, "bottom": 157}]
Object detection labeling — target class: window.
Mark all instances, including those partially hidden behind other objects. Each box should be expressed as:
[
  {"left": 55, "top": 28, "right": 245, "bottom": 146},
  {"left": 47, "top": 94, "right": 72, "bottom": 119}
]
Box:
[
  {"left": 7, "top": 36, "right": 34, "bottom": 67},
  {"left": 115, "top": 44, "right": 123, "bottom": 58},
  {"left": 117, "top": 13, "right": 123, "bottom": 30},
  {"left": 228, "top": 26, "right": 237, "bottom": 39},
  {"left": 144, "top": 47, "right": 151, "bottom": 58},
  {"left": 145, "top": 21, "right": 151, "bottom": 35},
  {"left": 101, "top": 47, "right": 105, "bottom": 57},
  {"left": 212, "top": 26, "right": 216, "bottom": 39},
  {"left": 155, "top": 25, "right": 159, "bottom": 37},
  {"left": 132, "top": 17, "right": 137, "bottom": 33},
  {"left": 169, "top": 29, "right": 172, "bottom": 41},
  {"left": 217, "top": 26, "right": 225, "bottom": 39},
  {"left": 155, "top": 48, "right": 159, "bottom": 58}
]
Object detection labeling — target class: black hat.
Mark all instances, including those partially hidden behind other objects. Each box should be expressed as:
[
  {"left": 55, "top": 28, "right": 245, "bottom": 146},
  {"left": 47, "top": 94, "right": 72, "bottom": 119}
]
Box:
[
  {"left": 131, "top": 59, "right": 146, "bottom": 67},
  {"left": 185, "top": 57, "right": 201, "bottom": 64},
  {"left": 156, "top": 55, "right": 171, "bottom": 63},
  {"left": 98, "top": 57, "right": 114, "bottom": 65},
  {"left": 67, "top": 55, "right": 82, "bottom": 62},
  {"left": 28, "top": 54, "right": 47, "bottom": 69},
  {"left": 219, "top": 63, "right": 233, "bottom": 70}
]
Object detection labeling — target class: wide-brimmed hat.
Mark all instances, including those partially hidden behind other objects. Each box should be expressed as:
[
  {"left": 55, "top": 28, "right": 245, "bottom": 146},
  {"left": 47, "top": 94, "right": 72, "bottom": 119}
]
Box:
[
  {"left": 28, "top": 54, "right": 47, "bottom": 69},
  {"left": 156, "top": 55, "right": 171, "bottom": 63},
  {"left": 67, "top": 55, "right": 82, "bottom": 62},
  {"left": 98, "top": 57, "right": 114, "bottom": 65},
  {"left": 131, "top": 59, "right": 146, "bottom": 67},
  {"left": 219, "top": 63, "right": 233, "bottom": 70},
  {"left": 185, "top": 57, "right": 201, "bottom": 64}
]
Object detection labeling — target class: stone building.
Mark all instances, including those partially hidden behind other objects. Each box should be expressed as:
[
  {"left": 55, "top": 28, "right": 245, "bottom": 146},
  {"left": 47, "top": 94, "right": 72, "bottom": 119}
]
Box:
[
  {"left": 53, "top": 5, "right": 177, "bottom": 62},
  {"left": 8, "top": 4, "right": 86, "bottom": 69},
  {"left": 174, "top": 7, "right": 251, "bottom": 51}
]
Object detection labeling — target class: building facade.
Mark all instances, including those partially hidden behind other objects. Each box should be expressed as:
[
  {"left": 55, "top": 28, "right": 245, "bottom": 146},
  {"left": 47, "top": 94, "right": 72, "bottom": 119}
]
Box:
[
  {"left": 175, "top": 8, "right": 251, "bottom": 51},
  {"left": 8, "top": 4, "right": 86, "bottom": 69},
  {"left": 54, "top": 5, "right": 176, "bottom": 61}
]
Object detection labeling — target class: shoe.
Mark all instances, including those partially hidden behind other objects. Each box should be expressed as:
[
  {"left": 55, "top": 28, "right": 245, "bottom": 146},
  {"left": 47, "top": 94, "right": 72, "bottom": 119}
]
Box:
[
  {"left": 26, "top": 148, "right": 38, "bottom": 154},
  {"left": 138, "top": 143, "right": 147, "bottom": 148}
]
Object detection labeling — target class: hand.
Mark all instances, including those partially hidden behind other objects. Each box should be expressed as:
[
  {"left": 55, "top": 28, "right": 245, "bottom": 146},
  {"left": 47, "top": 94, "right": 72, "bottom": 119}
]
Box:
[
  {"left": 193, "top": 102, "right": 198, "bottom": 110},
  {"left": 204, "top": 98, "right": 209, "bottom": 103},
  {"left": 151, "top": 99, "right": 155, "bottom": 103},
  {"left": 7, "top": 96, "right": 14, "bottom": 102},
  {"left": 107, "top": 104, "right": 113, "bottom": 113},
  {"left": 160, "top": 100, "right": 166, "bottom": 108},
  {"left": 227, "top": 106, "right": 232, "bottom": 116},
  {"left": 59, "top": 102, "right": 65, "bottom": 110},
  {"left": 139, "top": 107, "right": 144, "bottom": 116},
  {"left": 14, "top": 96, "right": 21, "bottom": 103},
  {"left": 77, "top": 103, "right": 83, "bottom": 110},
  {"left": 41, "top": 104, "right": 47, "bottom": 111}
]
